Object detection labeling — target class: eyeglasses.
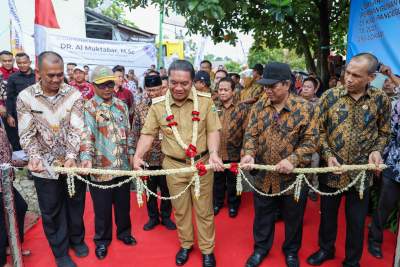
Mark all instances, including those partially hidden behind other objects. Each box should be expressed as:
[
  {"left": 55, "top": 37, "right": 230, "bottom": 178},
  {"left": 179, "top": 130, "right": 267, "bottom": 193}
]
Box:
[{"left": 96, "top": 81, "right": 115, "bottom": 90}]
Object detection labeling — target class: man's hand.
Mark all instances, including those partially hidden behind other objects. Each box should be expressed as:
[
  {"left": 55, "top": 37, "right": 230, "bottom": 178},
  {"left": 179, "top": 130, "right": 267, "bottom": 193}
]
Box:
[
  {"left": 208, "top": 152, "right": 224, "bottom": 172},
  {"left": 369, "top": 151, "right": 383, "bottom": 175},
  {"left": 27, "top": 158, "right": 44, "bottom": 173},
  {"left": 132, "top": 155, "right": 145, "bottom": 170},
  {"left": 275, "top": 159, "right": 294, "bottom": 174},
  {"left": 0, "top": 105, "right": 6, "bottom": 117},
  {"left": 80, "top": 160, "right": 92, "bottom": 175},
  {"left": 380, "top": 64, "right": 392, "bottom": 77},
  {"left": 240, "top": 155, "right": 255, "bottom": 170},
  {"left": 328, "top": 156, "right": 343, "bottom": 174},
  {"left": 64, "top": 159, "right": 77, "bottom": 168},
  {"left": 7, "top": 115, "right": 16, "bottom": 128}
]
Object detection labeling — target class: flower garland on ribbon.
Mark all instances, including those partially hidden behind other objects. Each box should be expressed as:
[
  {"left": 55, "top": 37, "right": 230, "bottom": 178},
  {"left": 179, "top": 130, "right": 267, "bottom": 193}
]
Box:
[{"left": 165, "top": 87, "right": 204, "bottom": 198}]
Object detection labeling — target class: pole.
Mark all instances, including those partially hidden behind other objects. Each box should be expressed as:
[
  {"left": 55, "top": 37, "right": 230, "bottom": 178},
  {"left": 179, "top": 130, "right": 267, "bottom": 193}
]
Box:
[
  {"left": 395, "top": 217, "right": 400, "bottom": 267},
  {"left": 158, "top": 0, "right": 165, "bottom": 69},
  {"left": 0, "top": 164, "right": 23, "bottom": 267}
]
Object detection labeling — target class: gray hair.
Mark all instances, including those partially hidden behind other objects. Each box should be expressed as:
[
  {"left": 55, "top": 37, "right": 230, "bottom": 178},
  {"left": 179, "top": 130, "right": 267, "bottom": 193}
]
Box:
[
  {"left": 37, "top": 51, "right": 63, "bottom": 70},
  {"left": 351, "top": 53, "right": 379, "bottom": 74}
]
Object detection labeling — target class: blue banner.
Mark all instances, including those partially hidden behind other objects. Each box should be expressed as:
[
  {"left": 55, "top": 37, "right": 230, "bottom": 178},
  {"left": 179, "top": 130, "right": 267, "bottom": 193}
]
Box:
[{"left": 347, "top": 0, "right": 400, "bottom": 74}]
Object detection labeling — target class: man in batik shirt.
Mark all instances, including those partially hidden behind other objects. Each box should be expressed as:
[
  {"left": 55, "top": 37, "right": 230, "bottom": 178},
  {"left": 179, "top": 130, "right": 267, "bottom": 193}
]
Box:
[
  {"left": 131, "top": 74, "right": 176, "bottom": 231},
  {"left": 307, "top": 53, "right": 390, "bottom": 267},
  {"left": 241, "top": 62, "right": 318, "bottom": 267},
  {"left": 213, "top": 77, "right": 250, "bottom": 217},
  {"left": 80, "top": 66, "right": 136, "bottom": 260}
]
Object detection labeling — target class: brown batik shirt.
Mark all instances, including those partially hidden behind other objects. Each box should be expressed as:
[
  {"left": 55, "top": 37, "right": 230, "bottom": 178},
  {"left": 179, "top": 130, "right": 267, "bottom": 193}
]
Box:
[
  {"left": 318, "top": 86, "right": 391, "bottom": 188},
  {"left": 242, "top": 94, "right": 319, "bottom": 194},
  {"left": 215, "top": 99, "right": 250, "bottom": 162}
]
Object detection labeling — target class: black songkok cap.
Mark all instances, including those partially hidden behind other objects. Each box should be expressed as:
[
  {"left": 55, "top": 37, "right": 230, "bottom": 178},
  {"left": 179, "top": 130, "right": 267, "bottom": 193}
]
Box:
[{"left": 145, "top": 75, "right": 162, "bottom": 88}]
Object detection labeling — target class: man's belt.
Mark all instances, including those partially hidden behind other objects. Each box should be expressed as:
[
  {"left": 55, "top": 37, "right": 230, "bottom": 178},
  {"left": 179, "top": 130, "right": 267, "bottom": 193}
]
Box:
[{"left": 168, "top": 150, "right": 209, "bottom": 164}]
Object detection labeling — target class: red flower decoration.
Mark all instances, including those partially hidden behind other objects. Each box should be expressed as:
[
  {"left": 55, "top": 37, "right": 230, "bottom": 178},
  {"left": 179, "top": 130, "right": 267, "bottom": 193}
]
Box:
[
  {"left": 141, "top": 176, "right": 149, "bottom": 181},
  {"left": 166, "top": 115, "right": 174, "bottom": 121},
  {"left": 229, "top": 163, "right": 239, "bottom": 175},
  {"left": 192, "top": 117, "right": 200, "bottom": 122},
  {"left": 195, "top": 161, "right": 207, "bottom": 176},
  {"left": 192, "top": 111, "right": 200, "bottom": 116},
  {"left": 167, "top": 121, "right": 178, "bottom": 127},
  {"left": 185, "top": 144, "right": 197, "bottom": 158}
]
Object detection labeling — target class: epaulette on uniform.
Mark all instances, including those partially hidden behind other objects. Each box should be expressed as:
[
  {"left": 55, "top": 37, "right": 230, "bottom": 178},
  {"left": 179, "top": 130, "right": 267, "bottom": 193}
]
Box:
[
  {"left": 197, "top": 91, "right": 211, "bottom": 98},
  {"left": 152, "top": 95, "right": 166, "bottom": 104}
]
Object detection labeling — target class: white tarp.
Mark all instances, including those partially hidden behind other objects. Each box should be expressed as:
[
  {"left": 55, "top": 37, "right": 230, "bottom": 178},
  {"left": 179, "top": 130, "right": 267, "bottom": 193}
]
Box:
[{"left": 46, "top": 33, "right": 157, "bottom": 76}]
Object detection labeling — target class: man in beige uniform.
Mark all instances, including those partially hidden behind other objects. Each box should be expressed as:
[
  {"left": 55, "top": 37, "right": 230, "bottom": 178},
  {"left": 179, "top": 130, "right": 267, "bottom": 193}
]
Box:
[{"left": 132, "top": 60, "right": 223, "bottom": 267}]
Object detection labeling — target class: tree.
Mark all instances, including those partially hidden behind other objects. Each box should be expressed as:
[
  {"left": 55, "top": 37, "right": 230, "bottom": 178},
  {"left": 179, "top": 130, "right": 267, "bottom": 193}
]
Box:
[
  {"left": 86, "top": 0, "right": 136, "bottom": 28},
  {"left": 224, "top": 60, "right": 241, "bottom": 73},
  {"left": 121, "top": 0, "right": 349, "bottom": 88},
  {"left": 248, "top": 46, "right": 306, "bottom": 71}
]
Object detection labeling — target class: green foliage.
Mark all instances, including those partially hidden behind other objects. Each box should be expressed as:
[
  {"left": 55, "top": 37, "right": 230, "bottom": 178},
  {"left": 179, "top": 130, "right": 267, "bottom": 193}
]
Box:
[
  {"left": 224, "top": 60, "right": 241, "bottom": 73},
  {"left": 86, "top": 0, "right": 136, "bottom": 28},
  {"left": 248, "top": 46, "right": 306, "bottom": 71}
]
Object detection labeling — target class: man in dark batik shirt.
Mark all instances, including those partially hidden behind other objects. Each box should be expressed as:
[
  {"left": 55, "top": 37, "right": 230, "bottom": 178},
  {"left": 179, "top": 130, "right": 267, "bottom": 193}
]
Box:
[
  {"left": 213, "top": 77, "right": 250, "bottom": 217},
  {"left": 307, "top": 53, "right": 391, "bottom": 267},
  {"left": 241, "top": 62, "right": 318, "bottom": 267}
]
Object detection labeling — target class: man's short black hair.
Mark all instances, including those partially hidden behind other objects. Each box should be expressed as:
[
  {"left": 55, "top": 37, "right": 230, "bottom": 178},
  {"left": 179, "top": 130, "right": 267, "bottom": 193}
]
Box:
[
  {"left": 66, "top": 62, "right": 77, "bottom": 67},
  {"left": 229, "top": 73, "right": 240, "bottom": 80},
  {"left": 38, "top": 51, "right": 64, "bottom": 70},
  {"left": 168, "top": 60, "right": 195, "bottom": 80},
  {"left": 218, "top": 77, "right": 235, "bottom": 91},
  {"left": 200, "top": 60, "right": 212, "bottom": 68},
  {"left": 15, "top": 52, "right": 30, "bottom": 60},
  {"left": 215, "top": 69, "right": 228, "bottom": 77},
  {"left": 83, "top": 65, "right": 89, "bottom": 68},
  {"left": 112, "top": 65, "right": 125, "bottom": 73},
  {"left": 253, "top": 63, "right": 264, "bottom": 76},
  {"left": 303, "top": 77, "right": 318, "bottom": 89},
  {"left": 0, "top": 50, "right": 13, "bottom": 57}
]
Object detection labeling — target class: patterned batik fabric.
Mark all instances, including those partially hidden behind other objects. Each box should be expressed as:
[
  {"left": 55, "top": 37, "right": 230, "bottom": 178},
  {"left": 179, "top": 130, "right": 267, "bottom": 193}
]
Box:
[
  {"left": 318, "top": 86, "right": 391, "bottom": 188},
  {"left": 215, "top": 99, "right": 250, "bottom": 162},
  {"left": 80, "top": 95, "right": 133, "bottom": 182},
  {"left": 384, "top": 99, "right": 400, "bottom": 183},
  {"left": 130, "top": 98, "right": 163, "bottom": 167},
  {"left": 17, "top": 83, "right": 84, "bottom": 179},
  {"left": 243, "top": 94, "right": 319, "bottom": 194}
]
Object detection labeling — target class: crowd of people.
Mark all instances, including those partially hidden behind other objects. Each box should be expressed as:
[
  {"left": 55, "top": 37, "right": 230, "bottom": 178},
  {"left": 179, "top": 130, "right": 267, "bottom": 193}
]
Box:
[{"left": 0, "top": 49, "right": 399, "bottom": 267}]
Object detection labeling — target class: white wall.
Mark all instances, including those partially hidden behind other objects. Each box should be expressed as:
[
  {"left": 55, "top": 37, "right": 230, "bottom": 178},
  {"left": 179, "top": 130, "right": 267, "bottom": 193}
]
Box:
[{"left": 0, "top": 0, "right": 86, "bottom": 58}]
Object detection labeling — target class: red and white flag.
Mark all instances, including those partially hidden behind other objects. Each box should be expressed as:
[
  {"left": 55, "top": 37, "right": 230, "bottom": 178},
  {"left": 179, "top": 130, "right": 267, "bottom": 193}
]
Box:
[{"left": 34, "top": 0, "right": 60, "bottom": 57}]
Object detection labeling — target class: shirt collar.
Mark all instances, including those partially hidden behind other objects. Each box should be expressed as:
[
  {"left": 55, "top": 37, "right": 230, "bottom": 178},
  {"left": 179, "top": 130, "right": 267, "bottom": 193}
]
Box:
[
  {"left": 338, "top": 85, "right": 373, "bottom": 98},
  {"left": 168, "top": 89, "right": 194, "bottom": 106},
  {"left": 265, "top": 93, "right": 296, "bottom": 112},
  {"left": 34, "top": 82, "right": 69, "bottom": 97}
]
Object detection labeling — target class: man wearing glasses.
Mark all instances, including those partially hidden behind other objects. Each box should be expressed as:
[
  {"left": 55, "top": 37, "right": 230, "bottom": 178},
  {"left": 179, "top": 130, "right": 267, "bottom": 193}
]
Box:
[
  {"left": 80, "top": 66, "right": 136, "bottom": 261},
  {"left": 240, "top": 62, "right": 319, "bottom": 267}
]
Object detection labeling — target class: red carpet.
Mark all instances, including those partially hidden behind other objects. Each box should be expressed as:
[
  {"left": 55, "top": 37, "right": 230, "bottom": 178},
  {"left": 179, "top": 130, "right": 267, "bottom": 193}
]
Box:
[{"left": 19, "top": 193, "right": 395, "bottom": 267}]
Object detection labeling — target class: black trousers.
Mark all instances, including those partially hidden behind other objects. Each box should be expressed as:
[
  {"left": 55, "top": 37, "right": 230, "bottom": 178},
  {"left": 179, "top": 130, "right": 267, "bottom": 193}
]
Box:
[
  {"left": 0, "top": 187, "right": 27, "bottom": 267},
  {"left": 252, "top": 188, "right": 307, "bottom": 256},
  {"left": 3, "top": 119, "right": 21, "bottom": 151},
  {"left": 369, "top": 167, "right": 400, "bottom": 246},
  {"left": 318, "top": 183, "right": 370, "bottom": 267},
  {"left": 89, "top": 176, "right": 131, "bottom": 246},
  {"left": 213, "top": 161, "right": 241, "bottom": 209},
  {"left": 34, "top": 175, "right": 86, "bottom": 258},
  {"left": 146, "top": 166, "right": 172, "bottom": 220}
]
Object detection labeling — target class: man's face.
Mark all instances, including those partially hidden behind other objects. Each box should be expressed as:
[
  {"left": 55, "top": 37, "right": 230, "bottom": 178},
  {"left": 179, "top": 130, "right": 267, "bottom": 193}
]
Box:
[
  {"left": 329, "top": 78, "right": 337, "bottom": 88},
  {"left": 252, "top": 69, "right": 261, "bottom": 80},
  {"left": 73, "top": 70, "right": 85, "bottom": 83},
  {"left": 300, "top": 80, "right": 316, "bottom": 100},
  {"left": 344, "top": 59, "right": 374, "bottom": 94},
  {"left": 94, "top": 81, "right": 115, "bottom": 101},
  {"left": 200, "top": 63, "right": 211, "bottom": 74},
  {"left": 145, "top": 85, "right": 162, "bottom": 99},
  {"left": 169, "top": 70, "right": 192, "bottom": 102},
  {"left": 16, "top": 56, "right": 31, "bottom": 73},
  {"left": 161, "top": 79, "right": 168, "bottom": 95},
  {"left": 231, "top": 75, "right": 239, "bottom": 84},
  {"left": 114, "top": 71, "right": 124, "bottom": 87},
  {"left": 264, "top": 81, "right": 290, "bottom": 103},
  {"left": 83, "top": 66, "right": 89, "bottom": 74},
  {"left": 215, "top": 71, "right": 227, "bottom": 85},
  {"left": 38, "top": 60, "right": 64, "bottom": 93},
  {"left": 66, "top": 64, "right": 75, "bottom": 78},
  {"left": 0, "top": 54, "right": 14, "bottom": 70},
  {"left": 218, "top": 81, "right": 234, "bottom": 103},
  {"left": 383, "top": 78, "right": 396, "bottom": 95},
  {"left": 194, "top": 80, "right": 206, "bottom": 92}
]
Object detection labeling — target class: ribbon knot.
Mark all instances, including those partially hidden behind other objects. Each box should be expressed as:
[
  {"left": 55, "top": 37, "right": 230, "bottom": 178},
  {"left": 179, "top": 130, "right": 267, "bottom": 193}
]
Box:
[
  {"left": 192, "top": 111, "right": 200, "bottom": 116},
  {"left": 166, "top": 115, "right": 174, "bottom": 121},
  {"left": 192, "top": 117, "right": 200, "bottom": 122},
  {"left": 229, "top": 162, "right": 239, "bottom": 175},
  {"left": 167, "top": 121, "right": 178, "bottom": 127},
  {"left": 195, "top": 161, "right": 207, "bottom": 176}
]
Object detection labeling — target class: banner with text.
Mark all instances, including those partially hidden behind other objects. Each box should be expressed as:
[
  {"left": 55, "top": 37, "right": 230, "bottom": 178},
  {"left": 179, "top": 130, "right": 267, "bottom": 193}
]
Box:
[
  {"left": 347, "top": 0, "right": 400, "bottom": 74},
  {"left": 46, "top": 33, "right": 156, "bottom": 76}
]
